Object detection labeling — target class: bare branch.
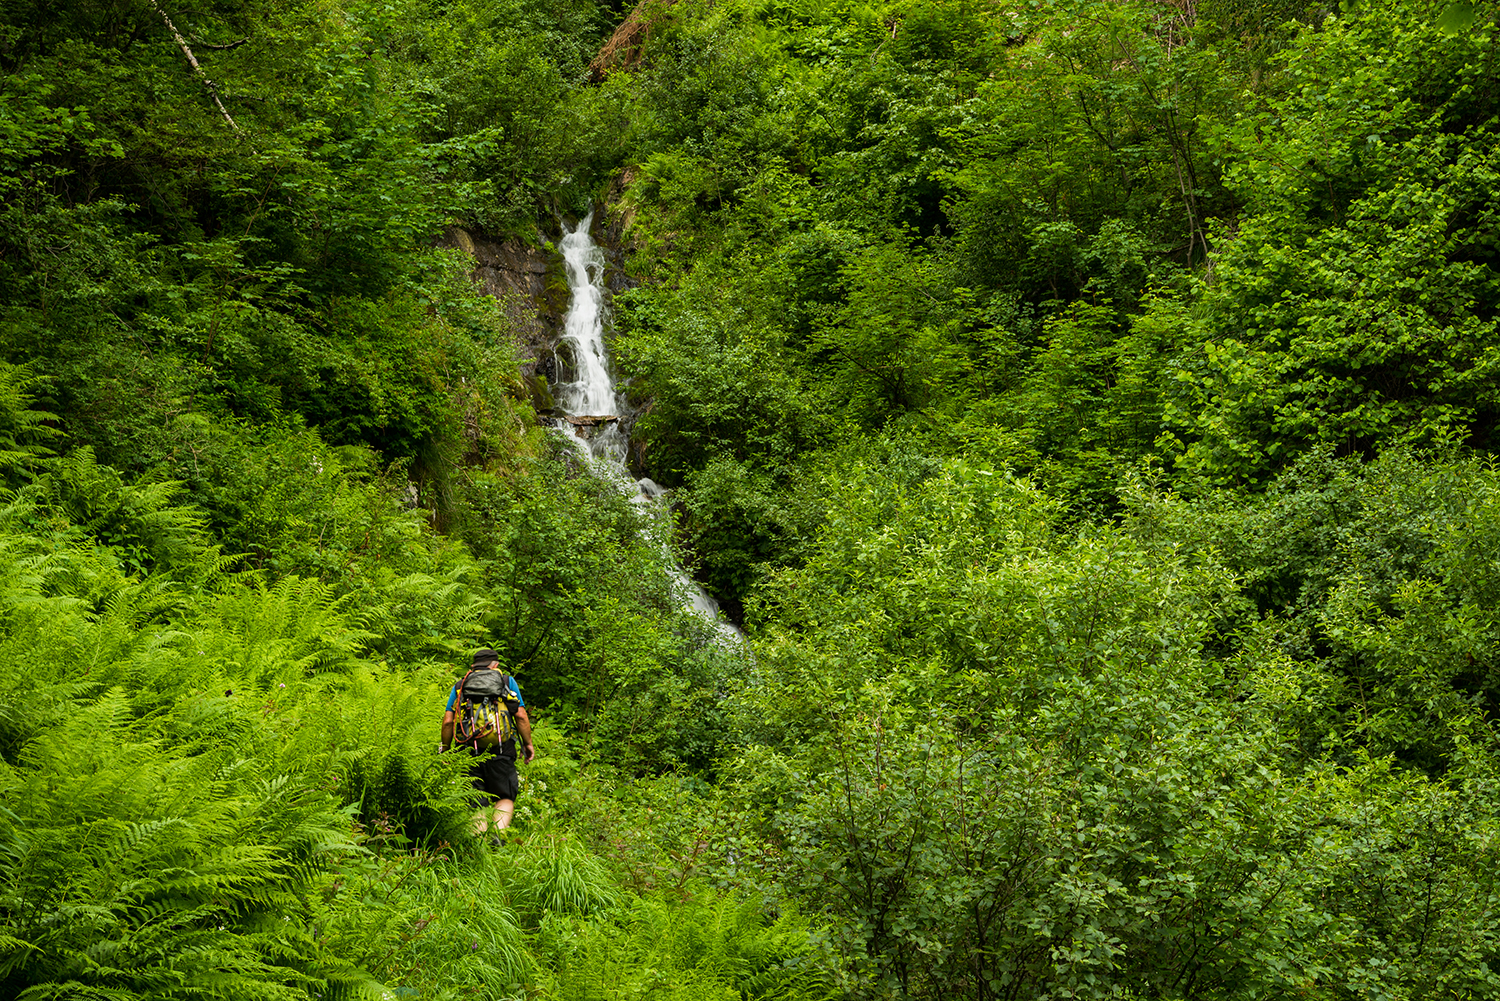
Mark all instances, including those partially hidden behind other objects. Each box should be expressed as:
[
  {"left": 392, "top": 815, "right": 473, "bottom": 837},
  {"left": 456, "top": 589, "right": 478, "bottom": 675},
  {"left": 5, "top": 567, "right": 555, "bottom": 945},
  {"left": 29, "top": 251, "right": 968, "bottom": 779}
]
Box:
[
  {"left": 149, "top": 0, "right": 239, "bottom": 132},
  {"left": 189, "top": 35, "right": 250, "bottom": 51}
]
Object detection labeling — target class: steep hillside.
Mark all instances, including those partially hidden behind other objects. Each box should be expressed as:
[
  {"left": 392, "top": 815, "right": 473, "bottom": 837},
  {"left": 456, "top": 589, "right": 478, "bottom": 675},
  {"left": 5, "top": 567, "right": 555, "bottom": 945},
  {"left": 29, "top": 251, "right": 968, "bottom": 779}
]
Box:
[{"left": 3, "top": 0, "right": 1500, "bottom": 998}]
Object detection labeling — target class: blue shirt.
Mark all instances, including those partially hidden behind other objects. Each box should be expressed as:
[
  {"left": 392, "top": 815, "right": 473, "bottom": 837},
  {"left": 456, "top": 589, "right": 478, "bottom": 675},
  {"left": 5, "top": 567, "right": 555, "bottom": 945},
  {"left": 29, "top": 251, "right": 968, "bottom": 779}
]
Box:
[{"left": 446, "top": 670, "right": 524, "bottom": 712}]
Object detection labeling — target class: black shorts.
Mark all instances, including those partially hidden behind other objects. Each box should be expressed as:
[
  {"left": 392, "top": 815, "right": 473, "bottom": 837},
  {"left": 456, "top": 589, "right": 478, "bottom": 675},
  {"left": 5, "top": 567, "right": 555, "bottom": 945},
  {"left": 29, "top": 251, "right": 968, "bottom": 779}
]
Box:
[{"left": 467, "top": 751, "right": 519, "bottom": 804}]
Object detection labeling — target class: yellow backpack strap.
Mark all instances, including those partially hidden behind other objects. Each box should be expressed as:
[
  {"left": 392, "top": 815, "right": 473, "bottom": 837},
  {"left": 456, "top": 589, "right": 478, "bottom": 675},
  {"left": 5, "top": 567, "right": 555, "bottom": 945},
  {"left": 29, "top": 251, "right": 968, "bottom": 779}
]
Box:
[{"left": 454, "top": 670, "right": 474, "bottom": 740}]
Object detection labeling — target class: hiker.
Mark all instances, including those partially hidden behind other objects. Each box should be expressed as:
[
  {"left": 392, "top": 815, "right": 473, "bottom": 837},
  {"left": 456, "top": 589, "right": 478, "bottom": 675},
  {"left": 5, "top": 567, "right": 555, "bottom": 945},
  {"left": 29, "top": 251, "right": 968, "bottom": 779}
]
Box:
[{"left": 440, "top": 648, "right": 535, "bottom": 836}]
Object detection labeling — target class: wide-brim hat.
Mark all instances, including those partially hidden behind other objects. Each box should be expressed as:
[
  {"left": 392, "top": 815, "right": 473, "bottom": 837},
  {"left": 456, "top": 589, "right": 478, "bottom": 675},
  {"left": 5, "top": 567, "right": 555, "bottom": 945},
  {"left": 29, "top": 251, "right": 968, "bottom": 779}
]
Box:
[{"left": 471, "top": 648, "right": 500, "bottom": 667}]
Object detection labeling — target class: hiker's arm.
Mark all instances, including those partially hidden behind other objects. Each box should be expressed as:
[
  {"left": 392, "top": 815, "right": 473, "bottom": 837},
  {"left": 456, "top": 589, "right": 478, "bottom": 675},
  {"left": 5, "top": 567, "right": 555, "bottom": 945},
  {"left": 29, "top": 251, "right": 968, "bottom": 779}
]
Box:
[
  {"left": 440, "top": 709, "right": 455, "bottom": 752},
  {"left": 515, "top": 706, "right": 534, "bottom": 763}
]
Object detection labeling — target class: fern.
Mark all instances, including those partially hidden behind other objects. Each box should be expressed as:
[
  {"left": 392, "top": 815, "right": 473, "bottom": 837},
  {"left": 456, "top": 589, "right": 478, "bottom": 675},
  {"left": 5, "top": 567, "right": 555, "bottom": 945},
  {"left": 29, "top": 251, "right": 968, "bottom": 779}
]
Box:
[
  {"left": 303, "top": 852, "right": 536, "bottom": 1001},
  {"left": 0, "top": 361, "right": 57, "bottom": 488},
  {"left": 33, "top": 446, "right": 213, "bottom": 576},
  {"left": 215, "top": 575, "right": 369, "bottom": 672},
  {"left": 0, "top": 368, "right": 837, "bottom": 1001},
  {"left": 265, "top": 661, "right": 475, "bottom": 848},
  {"left": 533, "top": 889, "right": 832, "bottom": 1001},
  {"left": 0, "top": 683, "right": 372, "bottom": 1000},
  {"left": 353, "top": 566, "right": 492, "bottom": 665}
]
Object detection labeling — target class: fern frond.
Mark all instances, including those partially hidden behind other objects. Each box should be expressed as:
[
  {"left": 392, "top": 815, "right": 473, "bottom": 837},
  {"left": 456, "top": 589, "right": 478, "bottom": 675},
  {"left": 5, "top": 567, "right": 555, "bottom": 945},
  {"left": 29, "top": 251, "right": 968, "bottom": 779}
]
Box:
[
  {"left": 0, "top": 361, "right": 58, "bottom": 485},
  {"left": 16, "top": 980, "right": 142, "bottom": 1000}
]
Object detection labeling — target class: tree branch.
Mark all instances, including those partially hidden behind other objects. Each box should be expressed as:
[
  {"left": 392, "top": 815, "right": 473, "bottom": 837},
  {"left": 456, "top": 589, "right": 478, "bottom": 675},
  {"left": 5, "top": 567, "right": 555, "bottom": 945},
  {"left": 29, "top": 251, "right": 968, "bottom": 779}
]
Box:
[
  {"left": 150, "top": 0, "right": 239, "bottom": 132},
  {"left": 190, "top": 35, "right": 250, "bottom": 51}
]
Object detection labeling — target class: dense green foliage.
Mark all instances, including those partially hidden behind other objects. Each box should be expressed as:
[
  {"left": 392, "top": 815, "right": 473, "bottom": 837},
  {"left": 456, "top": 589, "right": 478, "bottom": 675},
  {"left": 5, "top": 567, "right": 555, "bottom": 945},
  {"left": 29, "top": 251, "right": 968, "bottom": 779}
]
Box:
[
  {"left": 607, "top": 0, "right": 1500, "bottom": 996},
  {"left": 4, "top": 0, "right": 1500, "bottom": 998}
]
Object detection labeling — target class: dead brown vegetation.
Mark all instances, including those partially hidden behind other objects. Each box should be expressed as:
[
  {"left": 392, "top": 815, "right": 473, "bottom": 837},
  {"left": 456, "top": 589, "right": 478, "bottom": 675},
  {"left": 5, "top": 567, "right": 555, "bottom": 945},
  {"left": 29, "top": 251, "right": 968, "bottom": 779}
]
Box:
[{"left": 589, "top": 0, "right": 681, "bottom": 81}]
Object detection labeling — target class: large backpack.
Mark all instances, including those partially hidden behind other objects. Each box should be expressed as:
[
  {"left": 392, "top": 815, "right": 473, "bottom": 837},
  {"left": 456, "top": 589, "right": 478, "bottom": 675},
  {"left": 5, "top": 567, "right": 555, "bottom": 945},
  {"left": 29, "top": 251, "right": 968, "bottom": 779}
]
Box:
[{"left": 454, "top": 668, "right": 519, "bottom": 751}]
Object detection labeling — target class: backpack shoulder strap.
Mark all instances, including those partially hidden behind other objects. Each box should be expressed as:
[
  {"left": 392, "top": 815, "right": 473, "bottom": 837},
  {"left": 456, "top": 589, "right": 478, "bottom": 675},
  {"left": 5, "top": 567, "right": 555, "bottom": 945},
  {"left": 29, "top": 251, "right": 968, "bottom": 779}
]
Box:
[{"left": 498, "top": 672, "right": 519, "bottom": 709}]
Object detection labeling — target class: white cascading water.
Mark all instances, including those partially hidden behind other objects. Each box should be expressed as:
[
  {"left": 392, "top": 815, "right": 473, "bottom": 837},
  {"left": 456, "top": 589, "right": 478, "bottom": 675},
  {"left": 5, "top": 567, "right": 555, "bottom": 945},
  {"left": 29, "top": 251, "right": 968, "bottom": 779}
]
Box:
[
  {"left": 553, "top": 214, "right": 628, "bottom": 465},
  {"left": 550, "top": 213, "right": 740, "bottom": 643}
]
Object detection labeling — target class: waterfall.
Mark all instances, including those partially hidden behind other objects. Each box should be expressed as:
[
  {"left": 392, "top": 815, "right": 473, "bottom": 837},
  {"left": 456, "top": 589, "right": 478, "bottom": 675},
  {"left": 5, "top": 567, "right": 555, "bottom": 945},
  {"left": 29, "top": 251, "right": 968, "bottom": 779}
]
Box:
[
  {"left": 550, "top": 213, "right": 740, "bottom": 643},
  {"left": 553, "top": 212, "right": 627, "bottom": 466}
]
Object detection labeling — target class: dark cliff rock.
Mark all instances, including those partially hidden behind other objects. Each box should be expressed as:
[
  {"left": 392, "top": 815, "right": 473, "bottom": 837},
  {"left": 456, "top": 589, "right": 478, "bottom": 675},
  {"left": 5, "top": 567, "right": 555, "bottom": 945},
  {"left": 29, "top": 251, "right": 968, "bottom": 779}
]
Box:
[
  {"left": 441, "top": 204, "right": 641, "bottom": 461},
  {"left": 439, "top": 226, "right": 562, "bottom": 383}
]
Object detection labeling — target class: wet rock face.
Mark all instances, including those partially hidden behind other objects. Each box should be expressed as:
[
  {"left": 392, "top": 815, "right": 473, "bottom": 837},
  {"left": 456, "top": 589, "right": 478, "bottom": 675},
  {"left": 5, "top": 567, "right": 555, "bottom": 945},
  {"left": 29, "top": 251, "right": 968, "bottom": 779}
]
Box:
[
  {"left": 439, "top": 226, "right": 561, "bottom": 380},
  {"left": 590, "top": 186, "right": 637, "bottom": 297},
  {"left": 440, "top": 205, "right": 637, "bottom": 417}
]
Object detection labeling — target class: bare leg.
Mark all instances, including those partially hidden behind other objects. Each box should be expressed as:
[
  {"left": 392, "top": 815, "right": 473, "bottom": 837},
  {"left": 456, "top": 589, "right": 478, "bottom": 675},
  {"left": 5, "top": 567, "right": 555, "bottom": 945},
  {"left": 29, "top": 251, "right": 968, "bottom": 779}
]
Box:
[{"left": 472, "top": 798, "right": 515, "bottom": 835}]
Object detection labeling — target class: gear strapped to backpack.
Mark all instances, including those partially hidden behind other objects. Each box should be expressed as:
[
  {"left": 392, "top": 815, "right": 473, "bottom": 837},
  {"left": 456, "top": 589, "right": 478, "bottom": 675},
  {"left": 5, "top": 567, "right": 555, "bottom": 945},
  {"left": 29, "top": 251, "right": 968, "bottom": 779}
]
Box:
[{"left": 454, "top": 668, "right": 520, "bottom": 751}]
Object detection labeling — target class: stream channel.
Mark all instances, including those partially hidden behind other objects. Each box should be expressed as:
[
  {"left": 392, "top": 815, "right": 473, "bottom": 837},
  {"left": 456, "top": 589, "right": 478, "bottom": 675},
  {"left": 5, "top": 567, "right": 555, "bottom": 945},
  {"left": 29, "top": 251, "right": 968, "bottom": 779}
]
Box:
[{"left": 549, "top": 212, "right": 740, "bottom": 643}]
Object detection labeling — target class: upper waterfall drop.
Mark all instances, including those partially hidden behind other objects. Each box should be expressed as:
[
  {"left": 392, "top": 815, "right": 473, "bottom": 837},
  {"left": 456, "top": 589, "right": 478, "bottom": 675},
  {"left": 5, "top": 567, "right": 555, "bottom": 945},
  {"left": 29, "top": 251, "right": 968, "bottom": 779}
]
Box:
[
  {"left": 553, "top": 212, "right": 627, "bottom": 467},
  {"left": 548, "top": 211, "right": 741, "bottom": 643},
  {"left": 555, "top": 212, "right": 617, "bottom": 419}
]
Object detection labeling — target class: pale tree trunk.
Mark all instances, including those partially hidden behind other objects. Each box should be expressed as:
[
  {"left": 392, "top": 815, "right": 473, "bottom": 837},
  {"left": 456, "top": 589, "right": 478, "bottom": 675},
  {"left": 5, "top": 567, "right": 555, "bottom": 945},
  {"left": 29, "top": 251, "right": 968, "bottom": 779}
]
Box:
[{"left": 150, "top": 0, "right": 239, "bottom": 132}]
